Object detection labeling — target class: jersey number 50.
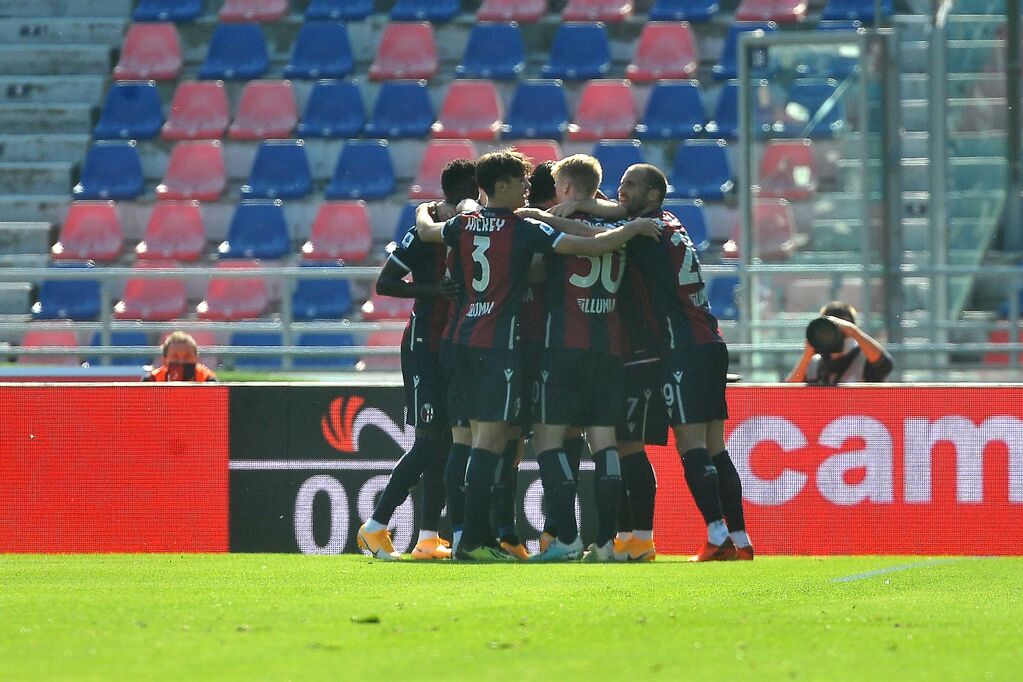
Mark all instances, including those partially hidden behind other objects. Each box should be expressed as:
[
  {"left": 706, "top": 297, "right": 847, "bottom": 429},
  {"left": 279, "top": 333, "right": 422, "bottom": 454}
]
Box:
[{"left": 569, "top": 252, "right": 626, "bottom": 293}]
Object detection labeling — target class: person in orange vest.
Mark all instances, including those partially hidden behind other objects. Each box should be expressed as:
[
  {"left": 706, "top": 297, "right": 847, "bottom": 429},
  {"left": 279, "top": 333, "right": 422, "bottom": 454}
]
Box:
[{"left": 143, "top": 331, "right": 218, "bottom": 382}]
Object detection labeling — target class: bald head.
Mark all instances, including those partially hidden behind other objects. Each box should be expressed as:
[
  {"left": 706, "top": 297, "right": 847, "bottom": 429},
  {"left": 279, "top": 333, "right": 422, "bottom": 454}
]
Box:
[{"left": 617, "top": 163, "right": 667, "bottom": 216}]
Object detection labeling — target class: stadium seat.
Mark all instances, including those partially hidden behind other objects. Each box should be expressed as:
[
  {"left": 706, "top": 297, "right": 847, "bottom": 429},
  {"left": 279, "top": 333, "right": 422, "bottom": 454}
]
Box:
[
  {"left": 757, "top": 139, "right": 817, "bottom": 201},
  {"left": 510, "top": 140, "right": 563, "bottom": 167},
  {"left": 663, "top": 200, "right": 710, "bottom": 252},
  {"left": 795, "top": 21, "right": 861, "bottom": 78},
  {"left": 295, "top": 333, "right": 358, "bottom": 369},
  {"left": 713, "top": 22, "right": 777, "bottom": 80},
  {"left": 218, "top": 200, "right": 291, "bottom": 259},
  {"left": 541, "top": 23, "right": 611, "bottom": 80},
  {"left": 635, "top": 80, "right": 705, "bottom": 139},
  {"left": 72, "top": 141, "right": 143, "bottom": 200},
  {"left": 362, "top": 291, "right": 414, "bottom": 321},
  {"left": 284, "top": 21, "right": 353, "bottom": 80},
  {"left": 625, "top": 22, "right": 698, "bottom": 82},
  {"left": 297, "top": 80, "right": 364, "bottom": 138},
  {"left": 390, "top": 0, "right": 460, "bottom": 21},
  {"left": 362, "top": 329, "right": 405, "bottom": 370},
  {"left": 114, "top": 261, "right": 187, "bottom": 321},
  {"left": 393, "top": 202, "right": 418, "bottom": 244},
  {"left": 306, "top": 0, "right": 374, "bottom": 20},
  {"left": 230, "top": 332, "right": 283, "bottom": 370},
  {"left": 31, "top": 262, "right": 101, "bottom": 321},
  {"left": 984, "top": 328, "right": 1023, "bottom": 365},
  {"left": 113, "top": 23, "right": 183, "bottom": 80},
  {"left": 241, "top": 139, "right": 312, "bottom": 200},
  {"left": 746, "top": 199, "right": 800, "bottom": 260},
  {"left": 94, "top": 82, "right": 163, "bottom": 140},
  {"left": 563, "top": 0, "right": 633, "bottom": 22},
  {"left": 88, "top": 331, "right": 151, "bottom": 367},
  {"left": 198, "top": 23, "right": 269, "bottom": 80},
  {"left": 476, "top": 0, "right": 547, "bottom": 22},
  {"left": 705, "top": 79, "right": 779, "bottom": 139},
  {"left": 706, "top": 276, "right": 740, "bottom": 320},
  {"left": 409, "top": 140, "right": 477, "bottom": 199},
  {"left": 783, "top": 79, "right": 845, "bottom": 138},
  {"left": 821, "top": 0, "right": 891, "bottom": 21},
  {"left": 197, "top": 260, "right": 269, "bottom": 320},
  {"left": 162, "top": 81, "right": 229, "bottom": 140},
  {"left": 593, "top": 140, "right": 644, "bottom": 197},
  {"left": 364, "top": 80, "right": 434, "bottom": 138},
  {"left": 456, "top": 23, "right": 526, "bottom": 80},
  {"left": 156, "top": 140, "right": 227, "bottom": 201},
  {"left": 135, "top": 201, "right": 206, "bottom": 262},
  {"left": 649, "top": 0, "right": 719, "bottom": 21},
  {"left": 228, "top": 80, "right": 297, "bottom": 140},
  {"left": 502, "top": 80, "right": 570, "bottom": 139},
  {"left": 301, "top": 201, "right": 373, "bottom": 262},
  {"left": 19, "top": 328, "right": 80, "bottom": 366},
  {"left": 368, "top": 22, "right": 438, "bottom": 81},
  {"left": 218, "top": 0, "right": 288, "bottom": 22},
  {"left": 325, "top": 140, "right": 395, "bottom": 200},
  {"left": 52, "top": 201, "right": 123, "bottom": 262},
  {"left": 134, "top": 0, "right": 203, "bottom": 22},
  {"left": 432, "top": 80, "right": 504, "bottom": 141},
  {"left": 568, "top": 80, "right": 636, "bottom": 141},
  {"left": 736, "top": 0, "right": 807, "bottom": 23},
  {"left": 668, "top": 139, "right": 734, "bottom": 200},
  {"left": 293, "top": 261, "right": 355, "bottom": 319}
]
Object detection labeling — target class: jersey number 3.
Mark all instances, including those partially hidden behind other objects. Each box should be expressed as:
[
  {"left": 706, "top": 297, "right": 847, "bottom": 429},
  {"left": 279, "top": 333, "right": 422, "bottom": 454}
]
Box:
[{"left": 471, "top": 235, "right": 491, "bottom": 292}]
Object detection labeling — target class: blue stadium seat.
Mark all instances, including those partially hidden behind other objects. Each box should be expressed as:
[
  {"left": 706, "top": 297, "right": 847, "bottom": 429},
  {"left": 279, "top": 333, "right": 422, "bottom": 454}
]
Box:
[
  {"left": 706, "top": 276, "right": 740, "bottom": 320},
  {"left": 502, "top": 80, "right": 570, "bottom": 139},
  {"left": 668, "top": 140, "right": 734, "bottom": 200},
  {"left": 31, "top": 262, "right": 102, "bottom": 321},
  {"left": 705, "top": 80, "right": 779, "bottom": 139},
  {"left": 393, "top": 202, "right": 418, "bottom": 244},
  {"left": 295, "top": 333, "right": 358, "bottom": 369},
  {"left": 785, "top": 79, "right": 845, "bottom": 138},
  {"left": 390, "top": 0, "right": 460, "bottom": 20},
  {"left": 219, "top": 200, "right": 291, "bottom": 259},
  {"left": 635, "top": 80, "right": 705, "bottom": 139},
  {"left": 325, "top": 140, "right": 396, "bottom": 200},
  {"left": 541, "top": 23, "right": 611, "bottom": 80},
  {"left": 198, "top": 23, "right": 268, "bottom": 80},
  {"left": 88, "top": 331, "right": 151, "bottom": 366},
  {"left": 297, "top": 80, "right": 365, "bottom": 138},
  {"left": 94, "top": 81, "right": 164, "bottom": 140},
  {"left": 306, "top": 0, "right": 374, "bottom": 20},
  {"left": 592, "top": 140, "right": 644, "bottom": 198},
  {"left": 73, "top": 141, "right": 144, "bottom": 200},
  {"left": 283, "top": 21, "right": 353, "bottom": 80},
  {"left": 713, "top": 22, "right": 777, "bottom": 81},
  {"left": 821, "top": 0, "right": 891, "bottom": 21},
  {"left": 456, "top": 23, "right": 525, "bottom": 79},
  {"left": 230, "top": 332, "right": 283, "bottom": 370},
  {"left": 364, "top": 80, "right": 434, "bottom": 138},
  {"left": 649, "top": 0, "right": 719, "bottom": 21},
  {"left": 241, "top": 140, "right": 312, "bottom": 200},
  {"left": 293, "top": 262, "right": 354, "bottom": 320},
  {"left": 133, "top": 0, "right": 203, "bottom": 21},
  {"left": 663, "top": 200, "right": 710, "bottom": 253}
]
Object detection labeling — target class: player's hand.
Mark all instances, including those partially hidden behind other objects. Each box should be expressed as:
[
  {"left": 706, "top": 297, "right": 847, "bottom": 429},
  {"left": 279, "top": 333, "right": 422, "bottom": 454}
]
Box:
[
  {"left": 515, "top": 207, "right": 549, "bottom": 221},
  {"left": 430, "top": 201, "right": 458, "bottom": 222},
  {"left": 435, "top": 276, "right": 460, "bottom": 299},
  {"left": 824, "top": 315, "right": 858, "bottom": 336},
  {"left": 626, "top": 218, "right": 662, "bottom": 239},
  {"left": 549, "top": 200, "right": 579, "bottom": 217}
]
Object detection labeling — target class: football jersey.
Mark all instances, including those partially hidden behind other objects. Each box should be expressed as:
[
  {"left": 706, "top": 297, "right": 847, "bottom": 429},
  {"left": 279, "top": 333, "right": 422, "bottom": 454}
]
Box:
[
  {"left": 442, "top": 207, "right": 564, "bottom": 349},
  {"left": 520, "top": 279, "right": 546, "bottom": 346},
  {"left": 387, "top": 226, "right": 451, "bottom": 352}
]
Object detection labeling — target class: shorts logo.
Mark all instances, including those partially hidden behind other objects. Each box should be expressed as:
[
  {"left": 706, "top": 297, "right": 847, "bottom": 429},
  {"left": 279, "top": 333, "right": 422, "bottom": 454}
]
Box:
[
  {"left": 673, "top": 371, "right": 683, "bottom": 383},
  {"left": 541, "top": 370, "right": 550, "bottom": 383},
  {"left": 504, "top": 369, "right": 514, "bottom": 380},
  {"left": 643, "top": 389, "right": 653, "bottom": 400},
  {"left": 419, "top": 402, "right": 435, "bottom": 424},
  {"left": 413, "top": 375, "right": 421, "bottom": 388}
]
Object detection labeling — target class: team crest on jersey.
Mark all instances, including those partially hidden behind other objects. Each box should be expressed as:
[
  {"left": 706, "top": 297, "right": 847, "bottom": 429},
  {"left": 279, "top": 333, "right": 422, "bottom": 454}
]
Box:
[
  {"left": 419, "top": 402, "right": 435, "bottom": 424},
  {"left": 536, "top": 222, "right": 555, "bottom": 235},
  {"left": 401, "top": 230, "right": 416, "bottom": 248}
]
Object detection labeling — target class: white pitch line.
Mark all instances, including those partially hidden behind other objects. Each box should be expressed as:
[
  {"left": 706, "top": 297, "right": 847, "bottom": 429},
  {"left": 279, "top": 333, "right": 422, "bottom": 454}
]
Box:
[{"left": 832, "top": 558, "right": 966, "bottom": 583}]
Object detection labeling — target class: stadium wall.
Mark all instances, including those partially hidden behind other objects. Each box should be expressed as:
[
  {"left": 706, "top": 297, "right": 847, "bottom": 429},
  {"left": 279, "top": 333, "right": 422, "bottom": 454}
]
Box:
[{"left": 2, "top": 384, "right": 1021, "bottom": 555}]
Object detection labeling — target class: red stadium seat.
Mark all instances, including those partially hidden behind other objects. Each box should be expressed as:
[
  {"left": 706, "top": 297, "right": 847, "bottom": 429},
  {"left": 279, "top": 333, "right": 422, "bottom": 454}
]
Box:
[
  {"left": 562, "top": 0, "right": 633, "bottom": 22},
  {"left": 136, "top": 201, "right": 206, "bottom": 262},
  {"left": 302, "top": 201, "right": 373, "bottom": 262},
  {"left": 196, "top": 260, "right": 269, "bottom": 320},
  {"left": 155, "top": 140, "right": 227, "bottom": 201},
  {"left": 162, "top": 81, "right": 230, "bottom": 141},
  {"left": 409, "top": 139, "right": 478, "bottom": 199},
  {"left": 727, "top": 199, "right": 801, "bottom": 260},
  {"left": 431, "top": 80, "right": 503, "bottom": 141},
  {"left": 113, "top": 23, "right": 182, "bottom": 81},
  {"left": 736, "top": 0, "right": 807, "bottom": 23},
  {"left": 19, "top": 328, "right": 80, "bottom": 366},
  {"left": 362, "top": 329, "right": 405, "bottom": 370},
  {"left": 476, "top": 0, "right": 547, "bottom": 22},
  {"left": 568, "top": 80, "right": 637, "bottom": 141},
  {"left": 984, "top": 328, "right": 1023, "bottom": 365},
  {"left": 362, "top": 292, "right": 414, "bottom": 321},
  {"left": 626, "top": 22, "right": 698, "bottom": 82},
  {"left": 368, "top": 22, "right": 438, "bottom": 81},
  {"left": 52, "top": 201, "right": 123, "bottom": 262},
  {"left": 228, "top": 80, "right": 297, "bottom": 140},
  {"left": 114, "top": 261, "right": 188, "bottom": 321},
  {"left": 218, "top": 0, "right": 289, "bottom": 21},
  {"left": 510, "top": 140, "right": 563, "bottom": 167},
  {"left": 756, "top": 139, "right": 817, "bottom": 201}
]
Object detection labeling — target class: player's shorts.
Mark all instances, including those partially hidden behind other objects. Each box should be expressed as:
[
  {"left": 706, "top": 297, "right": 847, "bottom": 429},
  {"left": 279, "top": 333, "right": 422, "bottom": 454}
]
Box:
[
  {"left": 615, "top": 357, "right": 670, "bottom": 445},
  {"left": 438, "top": 340, "right": 469, "bottom": 428},
  {"left": 517, "top": 342, "right": 544, "bottom": 431},
  {"left": 661, "top": 342, "right": 730, "bottom": 425},
  {"left": 446, "top": 344, "right": 523, "bottom": 424},
  {"left": 534, "top": 348, "right": 624, "bottom": 427},
  {"left": 400, "top": 326, "right": 447, "bottom": 430}
]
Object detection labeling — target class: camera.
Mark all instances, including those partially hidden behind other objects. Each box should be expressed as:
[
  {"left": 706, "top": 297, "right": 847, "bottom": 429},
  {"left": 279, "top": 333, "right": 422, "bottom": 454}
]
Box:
[{"left": 806, "top": 316, "right": 844, "bottom": 355}]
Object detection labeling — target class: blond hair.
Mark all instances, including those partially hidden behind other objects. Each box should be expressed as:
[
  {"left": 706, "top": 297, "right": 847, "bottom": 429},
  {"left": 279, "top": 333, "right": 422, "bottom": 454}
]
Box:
[
  {"left": 161, "top": 331, "right": 198, "bottom": 356},
  {"left": 552, "top": 154, "right": 603, "bottom": 199}
]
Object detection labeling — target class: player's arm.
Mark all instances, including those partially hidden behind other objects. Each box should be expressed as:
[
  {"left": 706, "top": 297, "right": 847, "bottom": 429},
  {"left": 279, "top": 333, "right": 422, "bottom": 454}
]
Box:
[
  {"left": 526, "top": 254, "right": 546, "bottom": 284},
  {"left": 414, "top": 202, "right": 446, "bottom": 243},
  {"left": 554, "top": 218, "right": 661, "bottom": 257},
  {"left": 550, "top": 197, "right": 629, "bottom": 219},
  {"left": 515, "top": 207, "right": 607, "bottom": 236},
  {"left": 376, "top": 257, "right": 459, "bottom": 299}
]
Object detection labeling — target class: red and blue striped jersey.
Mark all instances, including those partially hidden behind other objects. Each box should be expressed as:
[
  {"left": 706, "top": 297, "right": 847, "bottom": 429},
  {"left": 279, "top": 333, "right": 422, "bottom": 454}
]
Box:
[{"left": 387, "top": 226, "right": 450, "bottom": 352}]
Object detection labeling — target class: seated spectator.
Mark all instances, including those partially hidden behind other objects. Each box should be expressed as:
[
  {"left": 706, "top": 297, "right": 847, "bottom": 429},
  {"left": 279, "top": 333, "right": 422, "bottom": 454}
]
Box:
[
  {"left": 786, "top": 301, "right": 893, "bottom": 384},
  {"left": 143, "top": 331, "right": 218, "bottom": 382}
]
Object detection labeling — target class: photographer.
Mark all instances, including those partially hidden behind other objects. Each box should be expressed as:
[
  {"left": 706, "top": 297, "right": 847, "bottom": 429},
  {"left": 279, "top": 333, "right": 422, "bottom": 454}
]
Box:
[
  {"left": 786, "top": 301, "right": 893, "bottom": 385},
  {"left": 143, "top": 331, "right": 218, "bottom": 383}
]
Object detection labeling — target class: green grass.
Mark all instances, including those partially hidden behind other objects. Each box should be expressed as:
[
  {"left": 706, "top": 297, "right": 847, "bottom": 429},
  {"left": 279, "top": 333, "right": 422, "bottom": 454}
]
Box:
[{"left": 1, "top": 555, "right": 1020, "bottom": 680}]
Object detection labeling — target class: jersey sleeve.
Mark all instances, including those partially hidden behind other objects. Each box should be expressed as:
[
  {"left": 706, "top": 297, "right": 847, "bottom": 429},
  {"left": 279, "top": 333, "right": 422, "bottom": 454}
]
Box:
[
  {"left": 388, "top": 227, "right": 427, "bottom": 273},
  {"left": 441, "top": 215, "right": 464, "bottom": 247},
  {"left": 521, "top": 217, "right": 564, "bottom": 253}
]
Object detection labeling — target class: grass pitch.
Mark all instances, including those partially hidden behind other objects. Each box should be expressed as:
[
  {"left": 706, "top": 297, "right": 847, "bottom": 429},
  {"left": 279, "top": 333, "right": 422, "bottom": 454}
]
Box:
[{"left": 1, "top": 555, "right": 1019, "bottom": 681}]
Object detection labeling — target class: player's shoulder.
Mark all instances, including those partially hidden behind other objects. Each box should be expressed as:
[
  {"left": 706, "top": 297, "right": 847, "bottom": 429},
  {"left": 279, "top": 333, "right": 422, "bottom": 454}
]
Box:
[
  {"left": 518, "top": 215, "right": 558, "bottom": 236},
  {"left": 657, "top": 209, "right": 682, "bottom": 228}
]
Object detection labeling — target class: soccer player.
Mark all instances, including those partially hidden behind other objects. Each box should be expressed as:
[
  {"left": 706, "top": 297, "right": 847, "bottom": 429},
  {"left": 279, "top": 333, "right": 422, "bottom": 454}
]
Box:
[
  {"left": 356, "top": 160, "right": 478, "bottom": 561},
  {"left": 416, "top": 150, "right": 662, "bottom": 561}
]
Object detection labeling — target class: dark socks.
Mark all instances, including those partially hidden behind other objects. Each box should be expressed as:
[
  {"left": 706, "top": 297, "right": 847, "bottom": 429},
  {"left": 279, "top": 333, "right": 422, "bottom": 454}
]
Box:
[
  {"left": 617, "top": 482, "right": 633, "bottom": 533},
  {"left": 681, "top": 447, "right": 724, "bottom": 524},
  {"left": 620, "top": 451, "right": 656, "bottom": 530},
  {"left": 713, "top": 450, "right": 746, "bottom": 532},
  {"left": 592, "top": 447, "right": 621, "bottom": 546},
  {"left": 444, "top": 442, "right": 471, "bottom": 532},
  {"left": 544, "top": 436, "right": 586, "bottom": 537},
  {"left": 419, "top": 431, "right": 451, "bottom": 531},
  {"left": 372, "top": 432, "right": 445, "bottom": 525},
  {"left": 491, "top": 440, "right": 519, "bottom": 544},
  {"left": 537, "top": 448, "right": 578, "bottom": 543},
  {"left": 462, "top": 448, "right": 501, "bottom": 549}
]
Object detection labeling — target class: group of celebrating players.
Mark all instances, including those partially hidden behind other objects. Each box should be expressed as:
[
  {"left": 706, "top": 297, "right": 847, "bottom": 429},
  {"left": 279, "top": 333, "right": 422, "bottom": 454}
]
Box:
[{"left": 356, "top": 148, "right": 753, "bottom": 562}]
